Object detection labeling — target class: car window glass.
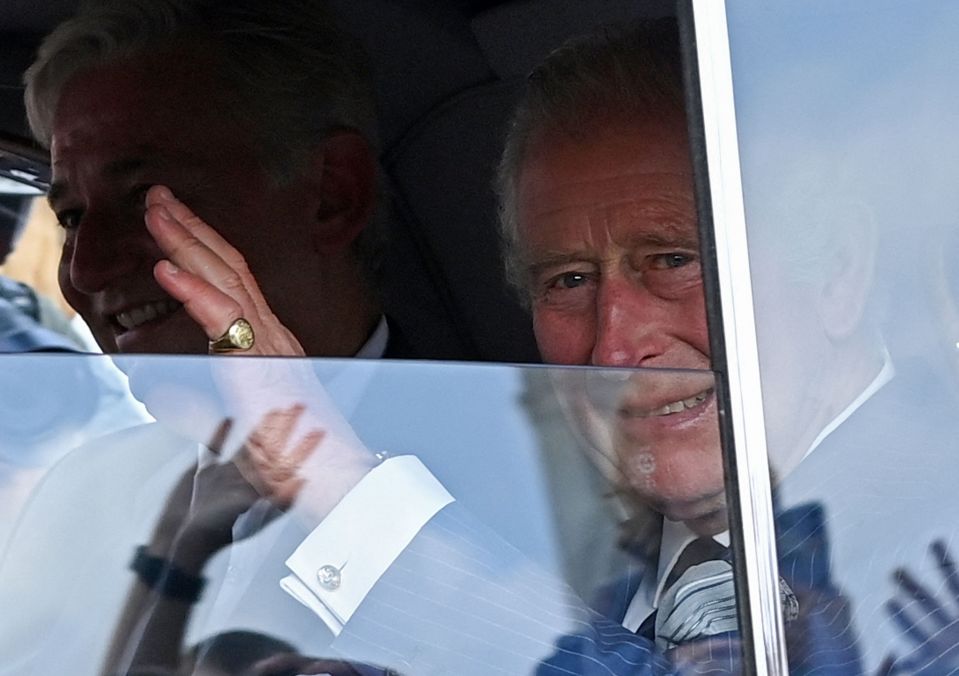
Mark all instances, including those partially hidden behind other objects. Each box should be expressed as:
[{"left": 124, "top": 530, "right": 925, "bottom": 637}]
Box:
[
  {"left": 0, "top": 355, "right": 722, "bottom": 675},
  {"left": 727, "top": 1, "right": 959, "bottom": 671}
]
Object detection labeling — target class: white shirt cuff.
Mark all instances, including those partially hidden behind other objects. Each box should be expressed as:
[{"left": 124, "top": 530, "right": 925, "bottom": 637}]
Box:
[{"left": 280, "top": 455, "right": 453, "bottom": 634}]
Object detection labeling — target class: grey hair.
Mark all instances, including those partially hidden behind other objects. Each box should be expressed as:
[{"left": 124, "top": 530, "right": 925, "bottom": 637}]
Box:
[
  {"left": 25, "top": 0, "right": 386, "bottom": 276},
  {"left": 495, "top": 19, "right": 685, "bottom": 298}
]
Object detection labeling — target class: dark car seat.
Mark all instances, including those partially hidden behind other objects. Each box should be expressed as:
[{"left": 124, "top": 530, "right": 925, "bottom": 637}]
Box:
[{"left": 335, "top": 0, "right": 674, "bottom": 362}]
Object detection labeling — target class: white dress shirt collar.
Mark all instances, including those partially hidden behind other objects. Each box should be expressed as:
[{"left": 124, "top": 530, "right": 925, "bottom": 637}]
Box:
[
  {"left": 622, "top": 519, "right": 730, "bottom": 631},
  {"left": 802, "top": 350, "right": 894, "bottom": 461},
  {"left": 354, "top": 316, "right": 389, "bottom": 360}
]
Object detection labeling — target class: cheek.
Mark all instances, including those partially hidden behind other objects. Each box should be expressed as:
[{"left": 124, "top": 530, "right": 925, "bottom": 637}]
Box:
[{"left": 533, "top": 308, "right": 595, "bottom": 365}]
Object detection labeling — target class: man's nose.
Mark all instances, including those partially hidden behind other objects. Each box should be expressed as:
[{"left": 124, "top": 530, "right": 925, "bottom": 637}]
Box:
[
  {"left": 590, "top": 278, "right": 671, "bottom": 367},
  {"left": 65, "top": 209, "right": 143, "bottom": 293}
]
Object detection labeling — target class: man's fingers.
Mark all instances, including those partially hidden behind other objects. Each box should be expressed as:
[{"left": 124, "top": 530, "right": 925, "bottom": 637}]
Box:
[
  {"left": 247, "top": 404, "right": 306, "bottom": 456},
  {"left": 895, "top": 568, "right": 951, "bottom": 627},
  {"left": 147, "top": 186, "right": 240, "bottom": 262},
  {"left": 153, "top": 259, "right": 247, "bottom": 345},
  {"left": 240, "top": 405, "right": 320, "bottom": 504},
  {"left": 147, "top": 203, "right": 256, "bottom": 303},
  {"left": 205, "top": 418, "right": 234, "bottom": 456},
  {"left": 888, "top": 598, "right": 933, "bottom": 645},
  {"left": 931, "top": 540, "right": 959, "bottom": 605},
  {"left": 248, "top": 432, "right": 319, "bottom": 480},
  {"left": 147, "top": 189, "right": 307, "bottom": 356},
  {"left": 290, "top": 429, "right": 325, "bottom": 466},
  {"left": 147, "top": 185, "right": 274, "bottom": 319},
  {"left": 875, "top": 654, "right": 898, "bottom": 675}
]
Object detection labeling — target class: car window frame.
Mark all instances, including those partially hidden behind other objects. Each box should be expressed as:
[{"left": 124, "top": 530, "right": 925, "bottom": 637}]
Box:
[{"left": 683, "top": 1, "right": 788, "bottom": 674}]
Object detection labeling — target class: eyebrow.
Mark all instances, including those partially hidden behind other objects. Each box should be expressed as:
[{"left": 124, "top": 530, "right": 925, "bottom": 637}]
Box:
[
  {"left": 526, "top": 252, "right": 595, "bottom": 279},
  {"left": 523, "top": 226, "right": 701, "bottom": 280},
  {"left": 635, "top": 229, "right": 700, "bottom": 251}
]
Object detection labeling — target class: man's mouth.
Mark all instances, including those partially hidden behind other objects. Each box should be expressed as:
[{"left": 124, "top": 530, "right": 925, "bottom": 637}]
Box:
[
  {"left": 619, "top": 387, "right": 714, "bottom": 419},
  {"left": 114, "top": 299, "right": 183, "bottom": 331}
]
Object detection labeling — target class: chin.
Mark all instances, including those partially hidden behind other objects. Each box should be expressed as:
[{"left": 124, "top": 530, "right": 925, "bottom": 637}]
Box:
[
  {"left": 681, "top": 506, "right": 730, "bottom": 536},
  {"left": 624, "top": 459, "right": 729, "bottom": 532},
  {"left": 646, "top": 489, "right": 728, "bottom": 526}
]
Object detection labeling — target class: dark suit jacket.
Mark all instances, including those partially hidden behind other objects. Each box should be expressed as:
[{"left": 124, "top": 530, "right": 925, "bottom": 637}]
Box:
[{"left": 382, "top": 319, "right": 419, "bottom": 360}]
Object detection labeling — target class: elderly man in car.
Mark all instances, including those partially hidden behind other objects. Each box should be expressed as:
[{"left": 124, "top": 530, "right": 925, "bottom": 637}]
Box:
[
  {"left": 5, "top": 1, "right": 419, "bottom": 674},
  {"left": 16, "top": 4, "right": 879, "bottom": 675},
  {"left": 29, "top": 0, "right": 415, "bottom": 361}
]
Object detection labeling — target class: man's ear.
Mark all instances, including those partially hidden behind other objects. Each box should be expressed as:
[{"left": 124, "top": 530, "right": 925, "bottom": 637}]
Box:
[
  {"left": 309, "top": 130, "right": 377, "bottom": 254},
  {"left": 818, "top": 211, "right": 877, "bottom": 341}
]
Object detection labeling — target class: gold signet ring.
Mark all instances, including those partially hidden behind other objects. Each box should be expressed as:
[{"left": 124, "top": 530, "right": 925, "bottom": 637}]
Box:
[{"left": 209, "top": 318, "right": 255, "bottom": 353}]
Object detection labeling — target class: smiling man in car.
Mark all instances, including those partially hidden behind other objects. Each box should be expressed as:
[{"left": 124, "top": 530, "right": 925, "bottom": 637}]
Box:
[
  {"left": 497, "top": 28, "right": 723, "bottom": 539},
  {"left": 494, "top": 22, "right": 736, "bottom": 665},
  {"left": 10, "top": 2, "right": 425, "bottom": 674},
  {"left": 27, "top": 0, "right": 413, "bottom": 361}
]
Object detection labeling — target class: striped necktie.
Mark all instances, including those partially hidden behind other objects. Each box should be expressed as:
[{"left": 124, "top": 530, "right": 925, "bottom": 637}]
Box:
[
  {"left": 639, "top": 537, "right": 800, "bottom": 650},
  {"left": 655, "top": 537, "right": 738, "bottom": 649}
]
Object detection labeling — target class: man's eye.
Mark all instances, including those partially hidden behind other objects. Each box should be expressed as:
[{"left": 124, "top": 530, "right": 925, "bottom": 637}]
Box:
[
  {"left": 644, "top": 252, "right": 702, "bottom": 299},
  {"left": 55, "top": 210, "right": 81, "bottom": 230},
  {"left": 537, "top": 271, "right": 596, "bottom": 307},
  {"left": 651, "top": 253, "right": 695, "bottom": 269},
  {"left": 553, "top": 272, "right": 590, "bottom": 289}
]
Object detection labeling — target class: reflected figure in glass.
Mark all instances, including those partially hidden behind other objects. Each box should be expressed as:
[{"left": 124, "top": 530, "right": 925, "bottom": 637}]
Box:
[{"left": 728, "top": 1, "right": 959, "bottom": 671}]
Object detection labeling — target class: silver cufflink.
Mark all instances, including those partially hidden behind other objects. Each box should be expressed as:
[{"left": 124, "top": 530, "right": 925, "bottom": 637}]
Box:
[{"left": 317, "top": 564, "right": 342, "bottom": 591}]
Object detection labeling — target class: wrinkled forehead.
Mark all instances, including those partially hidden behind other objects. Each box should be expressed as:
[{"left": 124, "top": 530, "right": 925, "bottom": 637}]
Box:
[
  {"left": 522, "top": 172, "right": 694, "bottom": 221},
  {"left": 518, "top": 152, "right": 696, "bottom": 257},
  {"left": 50, "top": 48, "right": 226, "bottom": 160},
  {"left": 522, "top": 195, "right": 699, "bottom": 261},
  {"left": 515, "top": 120, "right": 696, "bottom": 240}
]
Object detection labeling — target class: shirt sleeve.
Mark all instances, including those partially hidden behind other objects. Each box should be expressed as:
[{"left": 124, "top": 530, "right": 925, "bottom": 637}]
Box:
[{"left": 280, "top": 455, "right": 453, "bottom": 634}]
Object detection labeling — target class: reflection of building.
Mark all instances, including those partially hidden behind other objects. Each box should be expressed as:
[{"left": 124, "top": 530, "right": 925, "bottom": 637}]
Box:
[{"left": 519, "top": 368, "right": 630, "bottom": 600}]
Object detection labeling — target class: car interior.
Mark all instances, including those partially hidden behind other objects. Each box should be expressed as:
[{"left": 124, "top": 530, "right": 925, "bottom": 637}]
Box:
[{"left": 0, "top": 0, "right": 680, "bottom": 363}]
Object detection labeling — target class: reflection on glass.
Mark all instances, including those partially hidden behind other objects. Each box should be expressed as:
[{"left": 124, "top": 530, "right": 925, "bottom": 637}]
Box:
[
  {"left": 0, "top": 354, "right": 148, "bottom": 550},
  {"left": 0, "top": 355, "right": 738, "bottom": 675},
  {"left": 728, "top": 1, "right": 959, "bottom": 671}
]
